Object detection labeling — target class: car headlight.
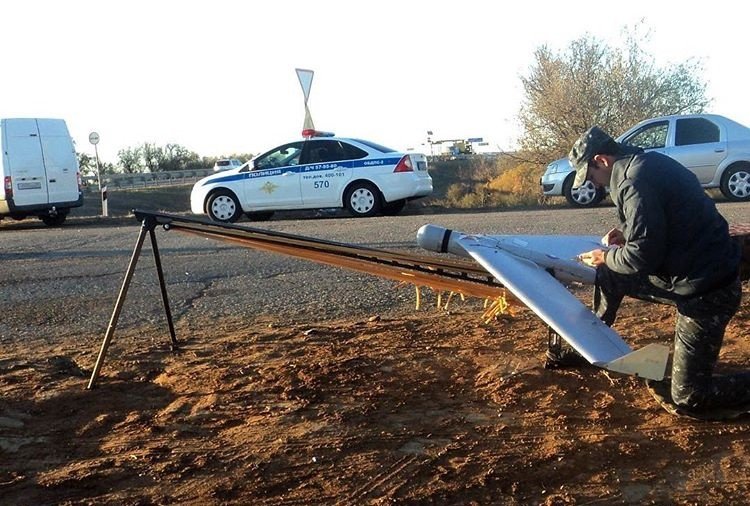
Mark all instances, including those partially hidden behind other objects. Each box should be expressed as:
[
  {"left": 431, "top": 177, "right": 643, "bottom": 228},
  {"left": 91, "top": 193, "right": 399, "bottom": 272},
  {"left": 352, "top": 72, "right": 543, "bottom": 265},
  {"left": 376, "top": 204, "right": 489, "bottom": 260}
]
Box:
[{"left": 546, "top": 162, "right": 559, "bottom": 174}]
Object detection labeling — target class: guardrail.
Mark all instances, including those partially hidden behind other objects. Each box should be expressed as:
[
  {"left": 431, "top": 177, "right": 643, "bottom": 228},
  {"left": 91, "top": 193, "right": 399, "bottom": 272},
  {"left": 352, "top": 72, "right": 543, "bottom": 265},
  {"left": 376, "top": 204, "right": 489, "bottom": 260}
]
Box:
[{"left": 82, "top": 169, "right": 213, "bottom": 191}]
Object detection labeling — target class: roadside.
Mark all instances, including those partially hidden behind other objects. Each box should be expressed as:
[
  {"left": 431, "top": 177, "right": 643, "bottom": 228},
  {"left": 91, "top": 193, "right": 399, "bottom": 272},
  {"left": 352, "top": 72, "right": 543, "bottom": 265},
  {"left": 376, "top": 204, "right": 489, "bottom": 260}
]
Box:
[{"left": 1, "top": 206, "right": 749, "bottom": 504}]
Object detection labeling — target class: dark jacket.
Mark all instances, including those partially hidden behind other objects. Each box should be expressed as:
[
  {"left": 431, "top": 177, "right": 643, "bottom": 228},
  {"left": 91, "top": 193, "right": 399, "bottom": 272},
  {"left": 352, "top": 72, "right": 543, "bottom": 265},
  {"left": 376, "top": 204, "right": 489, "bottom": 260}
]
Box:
[{"left": 604, "top": 150, "right": 740, "bottom": 296}]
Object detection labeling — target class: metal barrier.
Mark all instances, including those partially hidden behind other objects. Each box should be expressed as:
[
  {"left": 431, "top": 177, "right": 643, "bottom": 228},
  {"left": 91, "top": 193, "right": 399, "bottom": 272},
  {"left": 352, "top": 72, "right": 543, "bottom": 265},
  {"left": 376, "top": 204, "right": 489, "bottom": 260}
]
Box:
[{"left": 82, "top": 169, "right": 213, "bottom": 190}]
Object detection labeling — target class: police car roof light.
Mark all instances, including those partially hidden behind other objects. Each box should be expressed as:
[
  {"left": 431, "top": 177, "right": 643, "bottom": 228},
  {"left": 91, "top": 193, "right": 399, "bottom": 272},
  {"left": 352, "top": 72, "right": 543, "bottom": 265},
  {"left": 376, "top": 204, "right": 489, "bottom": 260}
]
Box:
[{"left": 302, "top": 129, "right": 335, "bottom": 138}]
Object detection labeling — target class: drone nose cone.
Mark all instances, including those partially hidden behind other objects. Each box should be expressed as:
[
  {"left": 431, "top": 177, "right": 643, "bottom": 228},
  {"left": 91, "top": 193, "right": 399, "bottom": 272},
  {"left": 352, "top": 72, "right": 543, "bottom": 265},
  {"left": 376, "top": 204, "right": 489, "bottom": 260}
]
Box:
[
  {"left": 416, "top": 224, "right": 449, "bottom": 252},
  {"left": 417, "top": 225, "right": 463, "bottom": 254}
]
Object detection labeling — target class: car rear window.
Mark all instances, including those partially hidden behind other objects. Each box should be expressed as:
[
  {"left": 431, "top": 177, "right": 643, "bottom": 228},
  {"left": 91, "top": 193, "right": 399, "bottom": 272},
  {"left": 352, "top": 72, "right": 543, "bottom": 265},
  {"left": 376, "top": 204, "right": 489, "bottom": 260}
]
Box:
[
  {"left": 675, "top": 118, "right": 720, "bottom": 146},
  {"left": 304, "top": 140, "right": 368, "bottom": 163},
  {"left": 217, "top": 160, "right": 230, "bottom": 166},
  {"left": 352, "top": 139, "right": 397, "bottom": 153}
]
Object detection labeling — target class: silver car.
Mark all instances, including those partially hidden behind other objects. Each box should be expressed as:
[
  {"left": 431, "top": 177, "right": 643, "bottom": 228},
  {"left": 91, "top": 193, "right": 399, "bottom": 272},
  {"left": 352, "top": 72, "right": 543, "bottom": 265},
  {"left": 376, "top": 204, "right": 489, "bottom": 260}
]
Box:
[{"left": 540, "top": 114, "right": 750, "bottom": 206}]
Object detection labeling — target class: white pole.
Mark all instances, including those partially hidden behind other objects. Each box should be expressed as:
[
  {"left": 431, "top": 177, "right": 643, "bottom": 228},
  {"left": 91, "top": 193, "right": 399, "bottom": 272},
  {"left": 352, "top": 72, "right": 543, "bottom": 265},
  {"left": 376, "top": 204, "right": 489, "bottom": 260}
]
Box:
[{"left": 89, "top": 131, "right": 107, "bottom": 218}]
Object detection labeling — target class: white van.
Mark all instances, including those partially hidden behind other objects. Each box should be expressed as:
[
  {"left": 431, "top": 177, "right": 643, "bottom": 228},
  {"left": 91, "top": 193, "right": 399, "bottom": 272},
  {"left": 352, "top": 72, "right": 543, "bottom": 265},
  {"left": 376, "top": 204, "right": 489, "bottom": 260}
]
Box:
[{"left": 0, "top": 118, "right": 82, "bottom": 226}]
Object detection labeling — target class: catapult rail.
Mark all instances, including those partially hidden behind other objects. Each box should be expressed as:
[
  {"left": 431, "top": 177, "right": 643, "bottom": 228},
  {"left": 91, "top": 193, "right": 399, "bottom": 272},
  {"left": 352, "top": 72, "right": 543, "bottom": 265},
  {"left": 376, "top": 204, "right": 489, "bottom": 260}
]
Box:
[
  {"left": 152, "top": 211, "right": 510, "bottom": 299},
  {"left": 87, "top": 210, "right": 513, "bottom": 389}
]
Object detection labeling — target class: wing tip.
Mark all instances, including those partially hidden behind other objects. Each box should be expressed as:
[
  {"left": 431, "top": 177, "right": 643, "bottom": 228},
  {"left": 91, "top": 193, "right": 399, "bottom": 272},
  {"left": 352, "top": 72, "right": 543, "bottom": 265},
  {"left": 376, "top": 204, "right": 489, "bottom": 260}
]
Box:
[{"left": 603, "top": 343, "right": 670, "bottom": 381}]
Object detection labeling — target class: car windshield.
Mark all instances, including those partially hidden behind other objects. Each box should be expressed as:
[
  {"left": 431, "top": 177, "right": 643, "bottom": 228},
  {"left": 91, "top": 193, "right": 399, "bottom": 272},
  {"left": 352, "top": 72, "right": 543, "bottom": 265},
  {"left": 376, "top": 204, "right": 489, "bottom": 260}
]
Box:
[
  {"left": 352, "top": 139, "right": 397, "bottom": 153},
  {"left": 254, "top": 142, "right": 304, "bottom": 170}
]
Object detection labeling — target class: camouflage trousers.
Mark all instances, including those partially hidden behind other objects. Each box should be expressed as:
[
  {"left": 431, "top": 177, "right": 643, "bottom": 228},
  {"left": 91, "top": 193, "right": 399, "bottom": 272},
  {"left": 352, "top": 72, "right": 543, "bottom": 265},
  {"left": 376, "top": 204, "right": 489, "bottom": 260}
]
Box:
[{"left": 593, "top": 266, "right": 746, "bottom": 410}]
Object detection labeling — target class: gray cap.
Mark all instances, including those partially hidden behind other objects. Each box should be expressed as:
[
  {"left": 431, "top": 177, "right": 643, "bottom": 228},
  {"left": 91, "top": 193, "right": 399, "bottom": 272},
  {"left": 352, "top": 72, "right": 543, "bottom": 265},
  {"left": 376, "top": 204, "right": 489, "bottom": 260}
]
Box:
[{"left": 568, "top": 126, "right": 617, "bottom": 188}]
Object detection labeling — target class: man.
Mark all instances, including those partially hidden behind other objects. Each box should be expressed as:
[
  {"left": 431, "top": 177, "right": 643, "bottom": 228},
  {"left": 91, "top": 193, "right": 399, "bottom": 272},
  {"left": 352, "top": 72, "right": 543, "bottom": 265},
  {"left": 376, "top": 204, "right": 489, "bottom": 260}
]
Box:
[{"left": 569, "top": 126, "right": 746, "bottom": 413}]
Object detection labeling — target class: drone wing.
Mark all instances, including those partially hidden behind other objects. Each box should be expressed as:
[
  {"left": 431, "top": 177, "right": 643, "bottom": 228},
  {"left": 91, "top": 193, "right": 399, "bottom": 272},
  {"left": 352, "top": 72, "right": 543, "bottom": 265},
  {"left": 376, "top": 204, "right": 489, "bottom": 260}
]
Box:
[{"left": 418, "top": 225, "right": 669, "bottom": 381}]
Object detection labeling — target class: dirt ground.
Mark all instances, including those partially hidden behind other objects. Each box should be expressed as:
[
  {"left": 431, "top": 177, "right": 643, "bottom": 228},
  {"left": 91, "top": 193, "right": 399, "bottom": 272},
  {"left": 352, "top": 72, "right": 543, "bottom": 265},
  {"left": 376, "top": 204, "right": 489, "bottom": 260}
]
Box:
[{"left": 0, "top": 281, "right": 749, "bottom": 506}]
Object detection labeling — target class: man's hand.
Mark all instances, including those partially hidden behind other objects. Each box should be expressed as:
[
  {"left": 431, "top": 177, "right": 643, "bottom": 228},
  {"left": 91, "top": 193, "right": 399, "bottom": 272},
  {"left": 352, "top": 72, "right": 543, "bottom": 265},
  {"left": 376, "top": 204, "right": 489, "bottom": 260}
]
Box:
[
  {"left": 578, "top": 249, "right": 607, "bottom": 267},
  {"left": 602, "top": 228, "right": 625, "bottom": 247}
]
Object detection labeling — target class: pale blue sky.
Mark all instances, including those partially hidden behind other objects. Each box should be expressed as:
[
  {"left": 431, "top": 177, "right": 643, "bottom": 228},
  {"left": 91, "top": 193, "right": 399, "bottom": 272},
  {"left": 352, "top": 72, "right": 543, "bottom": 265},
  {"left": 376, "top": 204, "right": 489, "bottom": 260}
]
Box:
[{"left": 2, "top": 0, "right": 746, "bottom": 163}]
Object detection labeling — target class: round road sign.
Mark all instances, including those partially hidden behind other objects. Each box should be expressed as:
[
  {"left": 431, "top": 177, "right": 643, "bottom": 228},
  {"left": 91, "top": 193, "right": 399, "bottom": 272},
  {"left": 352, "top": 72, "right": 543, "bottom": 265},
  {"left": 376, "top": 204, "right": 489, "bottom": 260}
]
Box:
[{"left": 89, "top": 132, "right": 100, "bottom": 145}]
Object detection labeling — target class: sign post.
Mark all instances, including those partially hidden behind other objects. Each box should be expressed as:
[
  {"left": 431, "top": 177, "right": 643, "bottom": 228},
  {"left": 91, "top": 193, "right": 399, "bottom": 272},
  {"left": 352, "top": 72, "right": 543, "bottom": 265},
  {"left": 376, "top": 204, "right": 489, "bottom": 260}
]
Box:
[
  {"left": 89, "top": 132, "right": 107, "bottom": 217},
  {"left": 295, "top": 68, "right": 315, "bottom": 131}
]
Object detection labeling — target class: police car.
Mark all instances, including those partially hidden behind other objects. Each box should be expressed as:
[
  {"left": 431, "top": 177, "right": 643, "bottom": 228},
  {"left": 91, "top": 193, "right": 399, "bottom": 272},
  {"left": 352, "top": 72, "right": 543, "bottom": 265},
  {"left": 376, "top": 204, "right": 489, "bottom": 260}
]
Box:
[{"left": 190, "top": 130, "right": 433, "bottom": 221}]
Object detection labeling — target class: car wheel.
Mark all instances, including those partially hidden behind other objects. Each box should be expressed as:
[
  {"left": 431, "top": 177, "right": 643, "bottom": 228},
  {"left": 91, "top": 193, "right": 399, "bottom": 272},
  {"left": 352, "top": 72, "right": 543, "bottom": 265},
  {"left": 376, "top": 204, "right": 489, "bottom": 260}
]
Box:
[
  {"left": 720, "top": 164, "right": 750, "bottom": 201},
  {"left": 345, "top": 182, "right": 381, "bottom": 217},
  {"left": 206, "top": 190, "right": 242, "bottom": 222},
  {"left": 245, "top": 211, "right": 274, "bottom": 221},
  {"left": 381, "top": 199, "right": 406, "bottom": 216},
  {"left": 562, "top": 173, "right": 605, "bottom": 207}
]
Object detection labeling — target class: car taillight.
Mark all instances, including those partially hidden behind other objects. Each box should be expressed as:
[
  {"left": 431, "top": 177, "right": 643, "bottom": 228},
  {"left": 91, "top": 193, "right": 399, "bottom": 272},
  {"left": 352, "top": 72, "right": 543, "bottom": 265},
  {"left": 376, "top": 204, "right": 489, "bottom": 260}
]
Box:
[
  {"left": 393, "top": 156, "right": 413, "bottom": 173},
  {"left": 76, "top": 171, "right": 82, "bottom": 190},
  {"left": 4, "top": 176, "right": 12, "bottom": 198}
]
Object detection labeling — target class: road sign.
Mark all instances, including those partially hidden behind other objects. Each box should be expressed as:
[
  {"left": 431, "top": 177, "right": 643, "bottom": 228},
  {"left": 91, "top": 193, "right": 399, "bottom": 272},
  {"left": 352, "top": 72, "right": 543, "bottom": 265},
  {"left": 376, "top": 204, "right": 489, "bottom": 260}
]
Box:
[
  {"left": 295, "top": 68, "right": 315, "bottom": 131},
  {"left": 89, "top": 132, "right": 100, "bottom": 145}
]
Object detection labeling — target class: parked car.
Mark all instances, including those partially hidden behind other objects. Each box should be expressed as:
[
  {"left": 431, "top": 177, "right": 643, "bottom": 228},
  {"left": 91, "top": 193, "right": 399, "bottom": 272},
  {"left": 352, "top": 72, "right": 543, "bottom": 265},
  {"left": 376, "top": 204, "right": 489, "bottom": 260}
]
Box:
[
  {"left": 190, "top": 130, "right": 433, "bottom": 221},
  {"left": 213, "top": 158, "right": 243, "bottom": 172},
  {"left": 540, "top": 114, "right": 750, "bottom": 207}
]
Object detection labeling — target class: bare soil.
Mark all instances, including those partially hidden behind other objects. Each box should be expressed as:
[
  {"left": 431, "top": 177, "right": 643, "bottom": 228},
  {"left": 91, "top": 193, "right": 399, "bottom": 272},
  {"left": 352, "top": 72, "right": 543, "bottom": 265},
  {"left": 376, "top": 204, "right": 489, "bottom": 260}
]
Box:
[{"left": 2, "top": 282, "right": 749, "bottom": 505}]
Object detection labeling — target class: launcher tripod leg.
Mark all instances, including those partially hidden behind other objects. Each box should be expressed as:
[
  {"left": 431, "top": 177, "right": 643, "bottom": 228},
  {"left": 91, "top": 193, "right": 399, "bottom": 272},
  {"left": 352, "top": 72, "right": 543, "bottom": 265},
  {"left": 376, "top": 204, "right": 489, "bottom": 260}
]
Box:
[
  {"left": 87, "top": 216, "right": 177, "bottom": 389},
  {"left": 149, "top": 226, "right": 178, "bottom": 351}
]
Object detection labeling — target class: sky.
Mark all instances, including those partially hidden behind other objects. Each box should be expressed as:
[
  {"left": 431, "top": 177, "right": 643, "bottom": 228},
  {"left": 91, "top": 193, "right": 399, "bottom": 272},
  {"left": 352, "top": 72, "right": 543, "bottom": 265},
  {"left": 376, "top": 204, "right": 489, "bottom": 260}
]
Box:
[{"left": 2, "top": 0, "right": 748, "bottom": 164}]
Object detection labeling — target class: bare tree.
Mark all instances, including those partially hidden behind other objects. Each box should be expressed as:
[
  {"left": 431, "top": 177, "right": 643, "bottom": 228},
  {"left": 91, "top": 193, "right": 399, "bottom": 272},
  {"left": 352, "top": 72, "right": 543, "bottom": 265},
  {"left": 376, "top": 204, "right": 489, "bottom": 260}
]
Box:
[{"left": 518, "top": 29, "right": 710, "bottom": 164}]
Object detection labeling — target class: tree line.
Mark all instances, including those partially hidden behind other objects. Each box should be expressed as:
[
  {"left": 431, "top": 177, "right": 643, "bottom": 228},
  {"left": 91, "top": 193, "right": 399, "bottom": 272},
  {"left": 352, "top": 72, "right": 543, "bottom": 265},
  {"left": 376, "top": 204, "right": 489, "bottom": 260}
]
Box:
[{"left": 77, "top": 143, "right": 254, "bottom": 178}]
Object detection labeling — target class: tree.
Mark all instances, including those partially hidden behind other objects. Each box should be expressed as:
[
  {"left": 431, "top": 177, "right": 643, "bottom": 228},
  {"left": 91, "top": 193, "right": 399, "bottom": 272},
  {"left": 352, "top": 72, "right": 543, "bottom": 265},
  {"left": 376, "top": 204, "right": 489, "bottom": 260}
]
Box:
[
  {"left": 141, "top": 143, "right": 163, "bottom": 172},
  {"left": 116, "top": 142, "right": 207, "bottom": 172},
  {"left": 161, "top": 143, "right": 202, "bottom": 171},
  {"left": 517, "top": 28, "right": 710, "bottom": 164},
  {"left": 77, "top": 152, "right": 95, "bottom": 178},
  {"left": 117, "top": 146, "right": 143, "bottom": 174}
]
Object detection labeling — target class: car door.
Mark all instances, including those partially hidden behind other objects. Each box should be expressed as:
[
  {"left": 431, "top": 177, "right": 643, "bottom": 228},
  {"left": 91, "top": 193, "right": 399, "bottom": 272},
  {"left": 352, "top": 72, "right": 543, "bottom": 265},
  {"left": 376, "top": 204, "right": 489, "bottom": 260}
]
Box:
[
  {"left": 620, "top": 120, "right": 669, "bottom": 155},
  {"left": 299, "top": 140, "right": 362, "bottom": 207},
  {"left": 242, "top": 142, "right": 304, "bottom": 209},
  {"left": 37, "top": 119, "right": 79, "bottom": 204},
  {"left": 4, "top": 118, "right": 49, "bottom": 207},
  {"left": 665, "top": 117, "right": 727, "bottom": 184}
]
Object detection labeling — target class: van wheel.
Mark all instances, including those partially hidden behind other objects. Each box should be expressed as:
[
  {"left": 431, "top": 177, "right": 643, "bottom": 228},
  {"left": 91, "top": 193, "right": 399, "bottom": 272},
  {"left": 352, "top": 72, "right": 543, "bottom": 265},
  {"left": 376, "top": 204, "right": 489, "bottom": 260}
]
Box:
[
  {"left": 207, "top": 190, "right": 242, "bottom": 222},
  {"left": 345, "top": 182, "right": 381, "bottom": 217},
  {"left": 41, "top": 213, "right": 67, "bottom": 227}
]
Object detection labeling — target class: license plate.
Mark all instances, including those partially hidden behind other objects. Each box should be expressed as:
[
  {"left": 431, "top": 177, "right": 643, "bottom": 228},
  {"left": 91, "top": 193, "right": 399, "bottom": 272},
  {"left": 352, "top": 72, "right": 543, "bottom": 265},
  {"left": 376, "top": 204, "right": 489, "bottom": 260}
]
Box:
[
  {"left": 17, "top": 182, "right": 42, "bottom": 190},
  {"left": 417, "top": 161, "right": 427, "bottom": 171}
]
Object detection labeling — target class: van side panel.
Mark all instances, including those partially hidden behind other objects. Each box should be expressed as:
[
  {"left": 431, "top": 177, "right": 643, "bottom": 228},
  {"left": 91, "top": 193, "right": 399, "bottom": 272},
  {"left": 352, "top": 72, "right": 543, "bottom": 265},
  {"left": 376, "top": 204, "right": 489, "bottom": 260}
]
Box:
[
  {"left": 37, "top": 119, "right": 80, "bottom": 204},
  {"left": 3, "top": 119, "right": 50, "bottom": 207}
]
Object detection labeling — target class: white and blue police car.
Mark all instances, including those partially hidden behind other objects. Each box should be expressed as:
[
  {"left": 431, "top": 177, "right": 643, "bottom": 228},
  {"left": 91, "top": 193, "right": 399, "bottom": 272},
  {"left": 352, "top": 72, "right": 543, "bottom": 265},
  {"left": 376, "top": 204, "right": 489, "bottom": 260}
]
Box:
[{"left": 190, "top": 130, "right": 433, "bottom": 221}]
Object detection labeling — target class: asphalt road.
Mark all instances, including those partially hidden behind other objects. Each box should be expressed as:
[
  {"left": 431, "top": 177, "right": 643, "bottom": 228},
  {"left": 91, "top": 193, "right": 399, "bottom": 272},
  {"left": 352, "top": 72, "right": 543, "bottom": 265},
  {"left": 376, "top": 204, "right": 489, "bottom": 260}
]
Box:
[{"left": 1, "top": 202, "right": 748, "bottom": 346}]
